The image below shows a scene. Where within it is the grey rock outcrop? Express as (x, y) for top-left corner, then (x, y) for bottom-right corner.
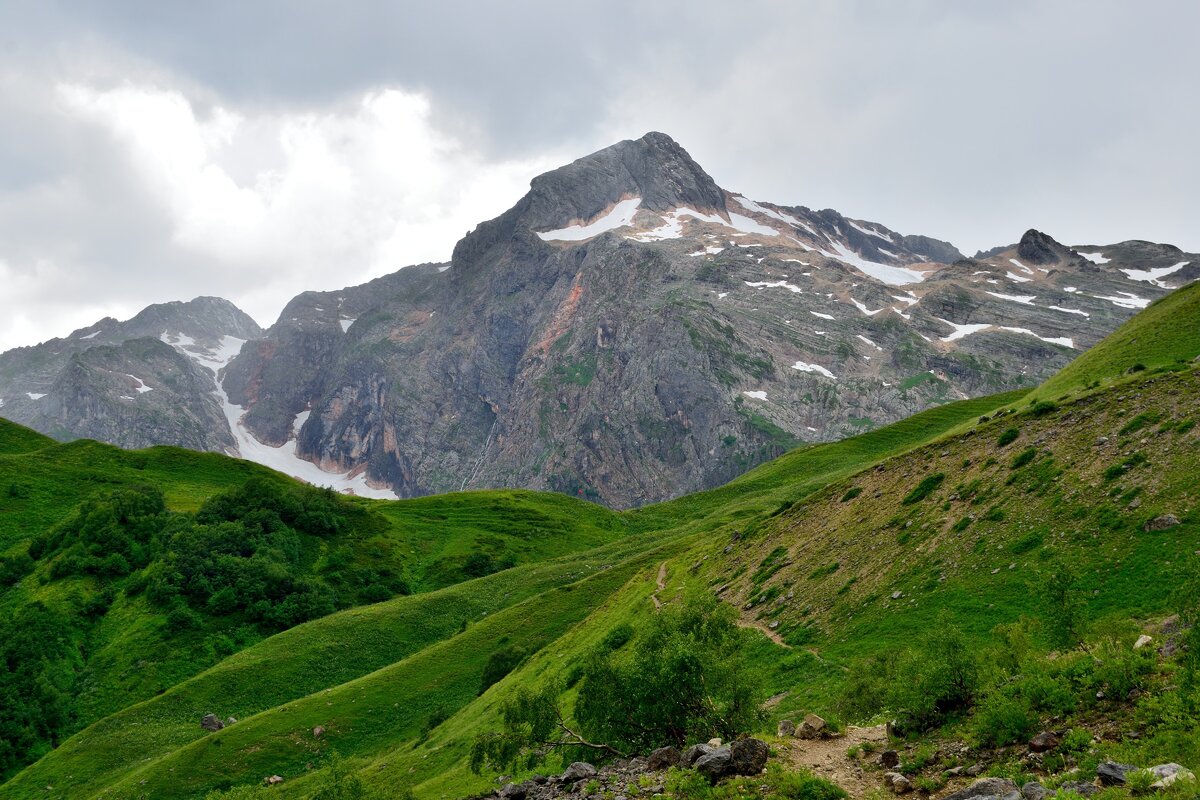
(942, 777), (1020, 800)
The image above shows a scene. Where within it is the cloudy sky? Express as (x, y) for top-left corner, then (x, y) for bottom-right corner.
(1, 0), (1196, 351)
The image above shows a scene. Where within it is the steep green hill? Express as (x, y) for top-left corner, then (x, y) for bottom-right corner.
(1035, 278), (1200, 400)
(2, 280), (1199, 800)
(0, 418), (53, 455)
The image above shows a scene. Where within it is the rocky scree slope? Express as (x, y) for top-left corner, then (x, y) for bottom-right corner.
(217, 132), (1197, 507)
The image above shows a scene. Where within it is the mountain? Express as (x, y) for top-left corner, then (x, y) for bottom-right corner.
(3, 279), (1198, 800)
(217, 132), (1197, 507)
(0, 296), (262, 452)
(1, 133), (1195, 507)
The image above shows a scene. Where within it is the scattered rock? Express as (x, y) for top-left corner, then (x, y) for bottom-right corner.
(1097, 761), (1137, 786)
(1134, 634), (1154, 650)
(1144, 514), (1181, 531)
(708, 737), (723, 747)
(1028, 731), (1060, 752)
(797, 713), (827, 739)
(681, 744), (713, 768)
(1058, 781), (1099, 796)
(879, 750), (901, 768)
(560, 762), (597, 782)
(777, 719), (796, 737)
(694, 747), (733, 783)
(1021, 782), (1049, 800)
(498, 782), (527, 800)
(1149, 763), (1196, 789)
(884, 772), (912, 794)
(200, 713), (224, 732)
(646, 746), (680, 770)
(944, 766), (965, 778)
(729, 738), (769, 776)
(264, 775), (284, 786)
(942, 777), (1020, 800)
(313, 725), (325, 738)
(891, 591), (903, 600)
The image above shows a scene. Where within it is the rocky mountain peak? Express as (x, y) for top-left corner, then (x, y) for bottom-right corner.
(525, 131), (726, 226)
(1017, 229), (1075, 265)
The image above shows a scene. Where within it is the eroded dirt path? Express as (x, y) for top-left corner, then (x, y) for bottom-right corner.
(650, 562), (667, 609)
(783, 724), (887, 798)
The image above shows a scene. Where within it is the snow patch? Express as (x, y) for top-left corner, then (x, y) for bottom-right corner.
(847, 220), (894, 243)
(162, 331), (396, 498)
(745, 280), (803, 294)
(1094, 291), (1151, 309)
(537, 197), (642, 241)
(986, 291), (1037, 305)
(850, 298), (883, 316)
(731, 196), (806, 229)
(1078, 251), (1110, 265)
(1121, 261), (1189, 288)
(998, 327), (1074, 348)
(742, 390), (768, 401)
(1009, 259), (1034, 274)
(26, 392), (46, 400)
(822, 242), (926, 285)
(937, 319), (993, 342)
(1048, 305), (1090, 318)
(810, 311), (835, 321)
(1005, 271), (1032, 284)
(79, 331), (100, 340)
(125, 374), (153, 394)
(792, 361), (837, 379)
(857, 334), (883, 351)
(339, 318), (356, 333)
(727, 212), (780, 237)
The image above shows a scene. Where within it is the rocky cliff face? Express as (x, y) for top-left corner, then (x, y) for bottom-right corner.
(2, 134), (1194, 506)
(0, 297), (261, 452)
(213, 133), (1196, 507)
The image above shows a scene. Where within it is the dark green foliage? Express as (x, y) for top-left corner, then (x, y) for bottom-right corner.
(840, 486), (863, 502)
(1104, 451), (1148, 481)
(574, 593), (765, 753)
(1121, 412), (1162, 436)
(1044, 563), (1085, 648)
(29, 485), (168, 579)
(902, 473), (945, 505)
(478, 645), (528, 696)
(886, 616), (978, 733)
(1029, 400), (1059, 417)
(463, 552), (516, 579)
(808, 562), (840, 580)
(0, 603), (77, 780)
(309, 752), (392, 800)
(1010, 447), (1038, 469)
(997, 428), (1020, 447)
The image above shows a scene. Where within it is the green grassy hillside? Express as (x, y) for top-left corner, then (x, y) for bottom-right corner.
(2, 279), (1199, 800)
(1035, 278), (1200, 400)
(0, 418), (53, 455)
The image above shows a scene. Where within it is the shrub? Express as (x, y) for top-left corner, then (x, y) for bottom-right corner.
(887, 615), (978, 732)
(972, 691), (1038, 747)
(1030, 400), (1059, 417)
(840, 486), (863, 502)
(1011, 447), (1038, 469)
(997, 428), (1020, 447)
(478, 645), (529, 696)
(902, 473), (946, 505)
(1044, 563), (1084, 648)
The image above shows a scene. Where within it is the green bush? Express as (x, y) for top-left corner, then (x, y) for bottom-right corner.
(478, 645), (528, 696)
(997, 428), (1020, 447)
(971, 691), (1038, 747)
(840, 486), (863, 502)
(1011, 447), (1038, 469)
(887, 615), (978, 732)
(902, 473), (946, 505)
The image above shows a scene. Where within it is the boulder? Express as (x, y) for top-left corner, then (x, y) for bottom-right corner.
(777, 719), (797, 737)
(797, 713), (827, 739)
(942, 777), (1020, 800)
(729, 738), (769, 776)
(1144, 514), (1181, 532)
(1028, 731), (1060, 753)
(1149, 763), (1196, 789)
(1097, 761), (1137, 786)
(681, 744), (713, 768)
(1058, 781), (1099, 797)
(1021, 782), (1049, 800)
(225, 717), (237, 726)
(647, 746), (680, 770)
(879, 750), (901, 768)
(1134, 635), (1154, 650)
(498, 783), (527, 800)
(884, 772), (912, 794)
(200, 713), (224, 732)
(708, 737), (724, 747)
(560, 762), (597, 782)
(313, 726), (325, 739)
(264, 775), (284, 786)
(965, 764), (987, 777)
(694, 747), (733, 783)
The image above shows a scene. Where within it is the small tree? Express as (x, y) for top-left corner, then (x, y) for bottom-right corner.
(1044, 562), (1084, 649)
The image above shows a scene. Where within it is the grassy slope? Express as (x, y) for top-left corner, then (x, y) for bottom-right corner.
(1034, 278), (1200, 400)
(0, 418), (54, 455)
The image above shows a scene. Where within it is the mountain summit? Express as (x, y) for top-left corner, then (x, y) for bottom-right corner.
(1, 134), (1195, 506)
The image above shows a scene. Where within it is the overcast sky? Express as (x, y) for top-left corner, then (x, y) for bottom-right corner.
(1, 0), (1197, 351)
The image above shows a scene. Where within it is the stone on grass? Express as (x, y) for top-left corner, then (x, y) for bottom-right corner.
(1097, 761), (1136, 786)
(1134, 634), (1154, 650)
(942, 777), (1020, 800)
(884, 772), (912, 794)
(646, 746), (680, 770)
(681, 744), (713, 768)
(200, 713), (224, 732)
(778, 719), (797, 737)
(879, 750), (900, 768)
(694, 747), (733, 783)
(729, 738), (769, 776)
(1028, 731), (1059, 752)
(560, 762), (597, 782)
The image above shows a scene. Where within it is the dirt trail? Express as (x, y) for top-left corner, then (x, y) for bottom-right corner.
(650, 562), (667, 609)
(784, 724), (887, 798)
(736, 618), (791, 648)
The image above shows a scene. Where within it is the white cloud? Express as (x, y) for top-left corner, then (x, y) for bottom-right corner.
(0, 81), (560, 350)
